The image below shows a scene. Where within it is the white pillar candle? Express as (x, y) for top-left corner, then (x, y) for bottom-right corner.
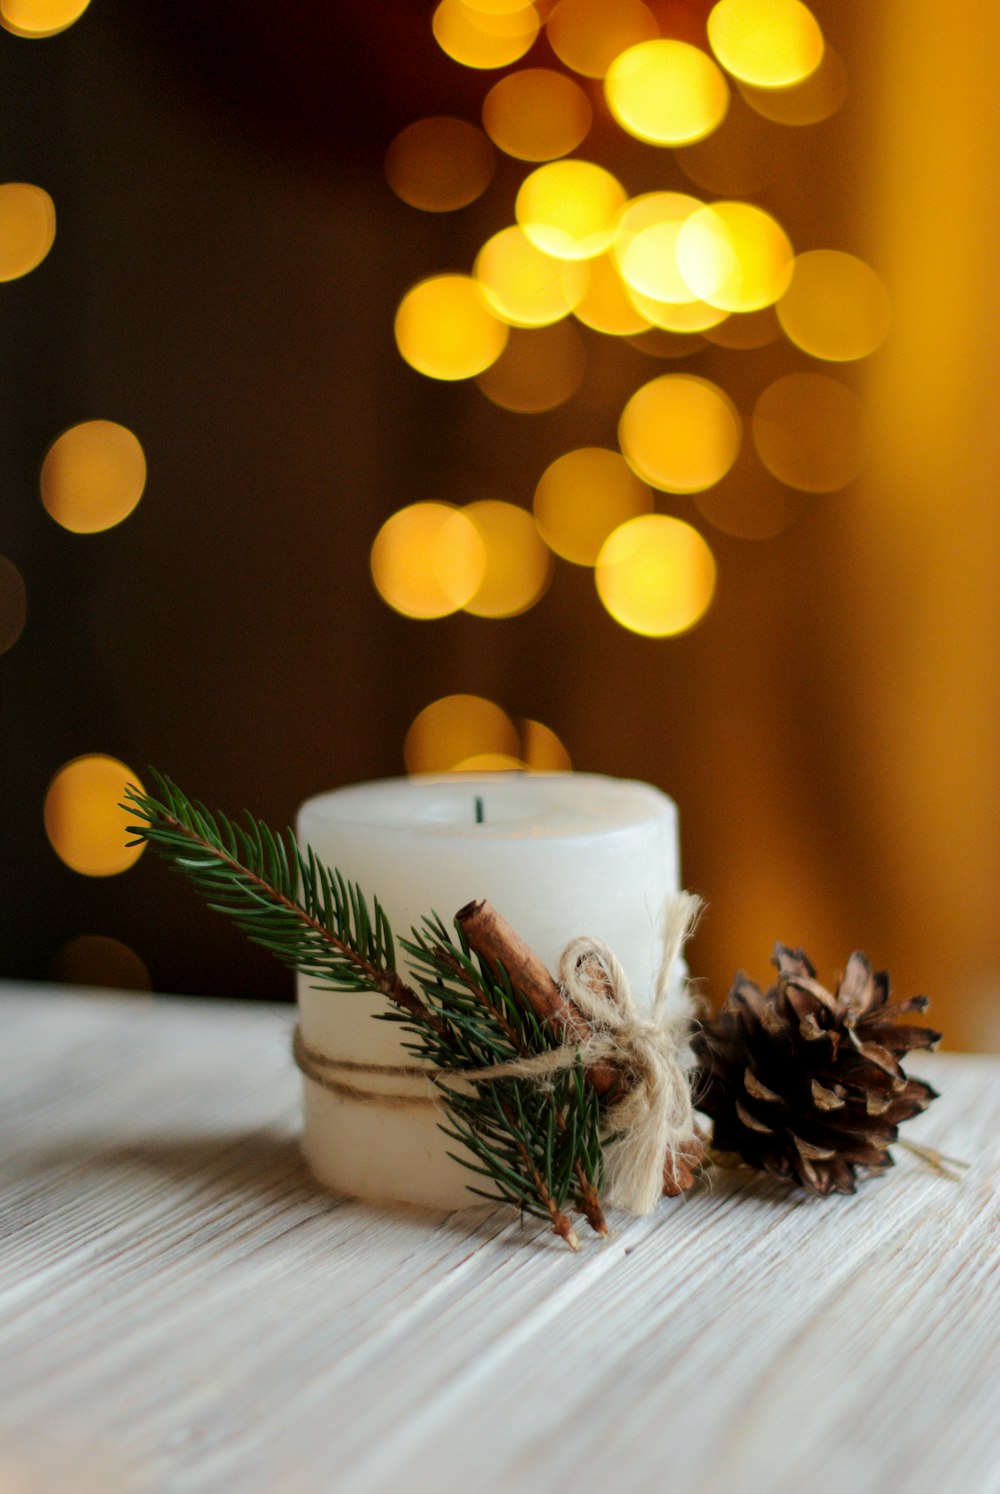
(296, 772), (681, 1211)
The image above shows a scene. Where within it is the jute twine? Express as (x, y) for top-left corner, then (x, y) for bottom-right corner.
(294, 892), (702, 1216)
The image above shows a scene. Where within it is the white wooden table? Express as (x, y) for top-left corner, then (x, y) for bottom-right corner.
(2, 983), (998, 1494)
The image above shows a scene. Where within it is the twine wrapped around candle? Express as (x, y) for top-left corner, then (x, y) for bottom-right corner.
(293, 892), (703, 1216)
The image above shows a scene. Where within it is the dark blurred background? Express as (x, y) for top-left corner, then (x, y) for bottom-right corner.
(2, 0), (998, 1050)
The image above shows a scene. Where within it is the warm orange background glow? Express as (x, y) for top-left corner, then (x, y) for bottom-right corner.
(5, 0), (999, 1055)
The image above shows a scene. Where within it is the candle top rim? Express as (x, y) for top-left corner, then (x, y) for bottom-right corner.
(298, 772), (676, 841)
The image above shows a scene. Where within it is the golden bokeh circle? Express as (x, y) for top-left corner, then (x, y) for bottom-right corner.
(463, 500), (553, 617)
(595, 515), (716, 637)
(0, 0), (90, 37)
(605, 40), (730, 146)
(533, 446), (653, 565)
(370, 502), (486, 619)
(405, 694), (521, 773)
(395, 275), (508, 380)
(40, 421), (146, 534)
(51, 935), (152, 992)
(752, 372), (867, 491)
(707, 0), (824, 88)
(0, 182), (55, 281)
(516, 159), (627, 261)
(482, 69), (592, 161)
(619, 374), (741, 493)
(432, 0), (540, 69)
(44, 756), (146, 878)
(385, 117), (495, 212)
(777, 249), (891, 362)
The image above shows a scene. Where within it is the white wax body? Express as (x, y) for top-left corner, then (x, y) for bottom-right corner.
(296, 773), (680, 1211)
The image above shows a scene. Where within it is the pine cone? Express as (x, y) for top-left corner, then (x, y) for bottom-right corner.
(692, 945), (940, 1197)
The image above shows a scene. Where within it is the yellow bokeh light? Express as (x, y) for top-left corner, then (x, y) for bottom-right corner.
(51, 935), (152, 992)
(0, 182), (55, 281)
(476, 321), (586, 412)
(385, 117), (495, 212)
(707, 0), (823, 88)
(405, 694), (520, 773)
(738, 44), (847, 125)
(613, 192), (703, 303)
(777, 250), (891, 362)
(395, 275), (508, 380)
(44, 756), (146, 878)
(596, 515), (716, 637)
(474, 226), (587, 327)
(0, 0), (90, 37)
(605, 40), (729, 146)
(0, 553), (27, 655)
(40, 421), (146, 535)
(574, 253), (651, 336)
(433, 0), (540, 69)
(534, 446), (653, 565)
(619, 374), (741, 493)
(463, 500), (553, 617)
(520, 718), (572, 770)
(482, 69), (592, 161)
(516, 159), (626, 261)
(371, 502), (486, 619)
(546, 0), (658, 79)
(676, 200), (793, 311)
(752, 373), (867, 491)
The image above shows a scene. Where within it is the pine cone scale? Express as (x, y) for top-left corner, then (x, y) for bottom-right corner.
(864, 1023), (941, 1055)
(810, 1079), (846, 1110)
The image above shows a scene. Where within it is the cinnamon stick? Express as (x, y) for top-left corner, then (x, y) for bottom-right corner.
(456, 898), (699, 1197)
(456, 899), (619, 1098)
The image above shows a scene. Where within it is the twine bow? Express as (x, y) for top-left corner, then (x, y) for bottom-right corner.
(552, 891), (702, 1215)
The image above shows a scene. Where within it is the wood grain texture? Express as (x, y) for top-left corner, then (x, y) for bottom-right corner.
(1, 982), (998, 1494)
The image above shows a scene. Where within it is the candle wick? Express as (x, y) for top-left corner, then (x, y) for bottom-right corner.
(474, 796), (485, 825)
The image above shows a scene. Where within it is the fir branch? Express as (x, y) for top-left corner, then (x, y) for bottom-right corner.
(122, 773), (443, 1034)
